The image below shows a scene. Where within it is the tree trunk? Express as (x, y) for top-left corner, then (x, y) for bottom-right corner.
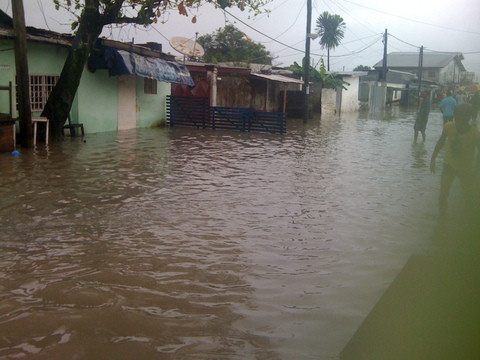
(327, 47), (330, 71)
(42, 7), (103, 140)
(12, 0), (33, 148)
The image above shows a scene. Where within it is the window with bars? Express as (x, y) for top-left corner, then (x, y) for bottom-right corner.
(28, 75), (59, 111)
(144, 78), (157, 95)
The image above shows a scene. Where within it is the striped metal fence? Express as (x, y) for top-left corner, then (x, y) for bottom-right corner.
(167, 95), (286, 134)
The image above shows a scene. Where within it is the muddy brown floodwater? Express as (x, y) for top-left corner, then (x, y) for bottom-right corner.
(0, 108), (455, 359)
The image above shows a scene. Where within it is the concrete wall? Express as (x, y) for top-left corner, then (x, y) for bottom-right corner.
(321, 75), (362, 115)
(340, 76), (361, 113)
(321, 88), (337, 115)
(369, 84), (387, 112)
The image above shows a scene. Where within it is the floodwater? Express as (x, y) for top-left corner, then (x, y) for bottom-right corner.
(0, 108), (455, 359)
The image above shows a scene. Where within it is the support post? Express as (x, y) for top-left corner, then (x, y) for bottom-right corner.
(417, 45), (424, 108)
(303, 0), (312, 123)
(207, 65), (217, 107)
(381, 29), (388, 82)
(12, 0), (32, 148)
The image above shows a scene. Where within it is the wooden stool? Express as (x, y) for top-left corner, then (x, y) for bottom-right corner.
(32, 117), (49, 145)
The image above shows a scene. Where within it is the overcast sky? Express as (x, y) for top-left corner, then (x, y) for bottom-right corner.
(1, 0), (479, 78)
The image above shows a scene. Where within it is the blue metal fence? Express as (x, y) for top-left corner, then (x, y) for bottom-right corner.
(166, 95), (209, 129)
(167, 96), (286, 134)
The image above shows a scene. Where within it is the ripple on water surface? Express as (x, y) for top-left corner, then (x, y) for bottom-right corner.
(0, 111), (444, 359)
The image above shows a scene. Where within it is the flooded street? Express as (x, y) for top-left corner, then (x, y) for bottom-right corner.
(0, 108), (450, 359)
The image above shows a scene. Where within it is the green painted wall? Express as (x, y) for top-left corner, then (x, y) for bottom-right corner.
(77, 68), (118, 133)
(0, 37), (173, 134)
(0, 40), (74, 118)
(135, 78), (170, 128)
(0, 40), (15, 116)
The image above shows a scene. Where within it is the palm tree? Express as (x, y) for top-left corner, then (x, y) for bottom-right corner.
(315, 11), (346, 71)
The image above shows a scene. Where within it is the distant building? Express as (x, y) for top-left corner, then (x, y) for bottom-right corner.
(360, 69), (420, 106)
(373, 52), (467, 85)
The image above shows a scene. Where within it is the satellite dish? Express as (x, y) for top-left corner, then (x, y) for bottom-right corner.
(169, 36), (205, 58)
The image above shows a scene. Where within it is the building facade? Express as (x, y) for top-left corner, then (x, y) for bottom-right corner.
(0, 10), (192, 135)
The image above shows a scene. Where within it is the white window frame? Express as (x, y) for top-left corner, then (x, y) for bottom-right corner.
(29, 75), (59, 112)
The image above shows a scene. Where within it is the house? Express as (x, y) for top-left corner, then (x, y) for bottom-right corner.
(359, 69), (427, 107)
(373, 52), (467, 85)
(0, 10), (193, 135)
(172, 61), (303, 114)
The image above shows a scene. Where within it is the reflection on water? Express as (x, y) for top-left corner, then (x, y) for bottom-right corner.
(0, 108), (448, 359)
(411, 142), (429, 169)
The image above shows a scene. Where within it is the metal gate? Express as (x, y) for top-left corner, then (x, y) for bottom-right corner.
(167, 96), (286, 134)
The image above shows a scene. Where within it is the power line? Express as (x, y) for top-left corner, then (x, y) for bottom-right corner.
(224, 7), (383, 62)
(324, 0), (379, 40)
(264, 1), (306, 43)
(36, 0), (51, 31)
(326, 35), (382, 58)
(388, 32), (480, 55)
(341, 0), (480, 36)
(387, 33), (420, 49)
(223, 8), (305, 53)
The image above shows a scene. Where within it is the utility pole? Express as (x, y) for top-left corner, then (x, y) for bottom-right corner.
(417, 45), (424, 107)
(381, 29), (388, 82)
(12, 0), (32, 148)
(303, 0), (312, 123)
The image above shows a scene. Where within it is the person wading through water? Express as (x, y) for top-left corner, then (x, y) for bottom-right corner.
(430, 104), (480, 219)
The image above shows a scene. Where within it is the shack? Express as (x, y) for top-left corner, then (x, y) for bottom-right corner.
(172, 62), (302, 113)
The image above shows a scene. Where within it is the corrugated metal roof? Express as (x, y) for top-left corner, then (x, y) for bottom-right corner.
(374, 52), (463, 69)
(252, 73), (304, 84)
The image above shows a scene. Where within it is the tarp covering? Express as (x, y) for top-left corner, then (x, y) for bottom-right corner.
(88, 47), (194, 86)
(127, 51), (194, 86)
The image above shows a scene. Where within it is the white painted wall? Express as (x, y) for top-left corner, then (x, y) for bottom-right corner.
(340, 76), (361, 113)
(321, 89), (337, 115)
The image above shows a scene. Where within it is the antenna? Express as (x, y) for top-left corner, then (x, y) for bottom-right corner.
(169, 36), (205, 62)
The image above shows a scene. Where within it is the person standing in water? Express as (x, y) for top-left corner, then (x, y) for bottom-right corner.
(439, 90), (457, 124)
(470, 91), (480, 125)
(414, 91), (431, 143)
(430, 104), (480, 218)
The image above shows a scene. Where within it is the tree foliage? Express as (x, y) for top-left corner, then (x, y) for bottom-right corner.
(354, 65), (371, 71)
(45, 0), (270, 139)
(197, 25), (272, 64)
(318, 59), (348, 90)
(54, 0), (269, 29)
(287, 59), (347, 90)
(315, 11), (346, 71)
(288, 60), (321, 82)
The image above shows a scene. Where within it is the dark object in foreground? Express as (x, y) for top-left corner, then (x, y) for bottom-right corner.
(62, 114), (85, 137)
(341, 211), (480, 360)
